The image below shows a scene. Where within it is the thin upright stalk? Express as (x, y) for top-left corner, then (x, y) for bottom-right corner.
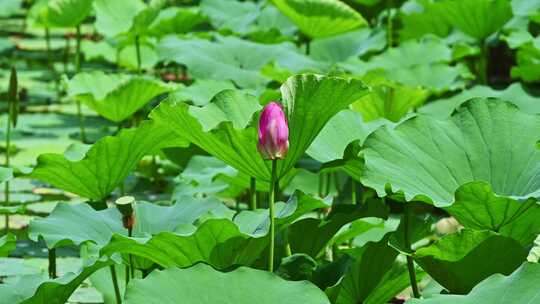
(477, 41), (488, 85)
(110, 265), (122, 304)
(250, 177), (257, 210)
(45, 27), (52, 69)
(351, 179), (357, 205)
(48, 248), (57, 278)
(75, 25), (87, 143)
(135, 35), (142, 75)
(128, 228), (134, 279)
(403, 204), (421, 298)
(387, 0), (393, 48)
(4, 110), (11, 232)
(268, 159), (277, 272)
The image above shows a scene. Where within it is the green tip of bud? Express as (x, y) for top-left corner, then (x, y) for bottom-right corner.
(115, 196), (135, 216)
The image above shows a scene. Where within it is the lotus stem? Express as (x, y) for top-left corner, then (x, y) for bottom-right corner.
(128, 227), (134, 279)
(250, 177), (257, 210)
(110, 265), (122, 304)
(387, 0), (393, 48)
(45, 27), (52, 69)
(48, 248), (57, 278)
(478, 41), (488, 85)
(404, 204), (421, 298)
(351, 179), (357, 205)
(268, 159), (277, 272)
(135, 35), (142, 75)
(75, 25), (87, 143)
(4, 105), (11, 233)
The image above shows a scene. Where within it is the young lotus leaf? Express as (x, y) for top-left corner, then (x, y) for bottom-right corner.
(325, 236), (425, 304)
(0, 233), (16, 257)
(65, 71), (174, 122)
(270, 0), (367, 38)
(0, 256), (113, 304)
(289, 199), (389, 258)
(30, 121), (180, 201)
(157, 35), (324, 89)
(124, 263), (331, 304)
(28, 0), (93, 28)
(361, 98), (540, 207)
(441, 0), (513, 41)
(413, 229), (527, 294)
(152, 74), (368, 181)
(407, 262), (540, 303)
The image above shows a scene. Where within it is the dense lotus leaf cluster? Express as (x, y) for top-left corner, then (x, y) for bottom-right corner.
(0, 0), (539, 303)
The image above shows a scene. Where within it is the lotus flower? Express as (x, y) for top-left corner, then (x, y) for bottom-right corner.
(258, 101), (289, 160)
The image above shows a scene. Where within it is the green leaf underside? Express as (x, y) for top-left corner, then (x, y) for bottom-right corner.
(124, 263), (331, 304)
(270, 0), (367, 38)
(29, 197), (226, 249)
(407, 262), (540, 303)
(361, 98), (540, 207)
(30, 121), (179, 200)
(0, 257), (113, 304)
(414, 229), (527, 294)
(100, 193), (331, 269)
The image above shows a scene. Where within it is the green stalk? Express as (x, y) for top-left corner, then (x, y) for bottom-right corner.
(4, 109), (11, 233)
(128, 227), (134, 279)
(135, 35), (142, 75)
(75, 25), (87, 143)
(110, 265), (122, 304)
(387, 0), (393, 48)
(45, 27), (52, 69)
(351, 179), (357, 205)
(477, 41), (488, 85)
(250, 177), (257, 210)
(268, 159), (277, 272)
(404, 204), (421, 298)
(48, 248), (57, 278)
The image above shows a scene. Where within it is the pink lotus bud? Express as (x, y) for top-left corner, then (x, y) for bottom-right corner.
(258, 102), (289, 160)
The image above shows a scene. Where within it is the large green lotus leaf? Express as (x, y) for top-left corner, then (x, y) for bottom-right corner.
(93, 0), (162, 37)
(399, 1), (451, 40)
(28, 198), (226, 249)
(442, 0), (513, 40)
(270, 0), (367, 38)
(419, 83), (540, 118)
(81, 40), (116, 63)
(306, 110), (383, 163)
(30, 121), (180, 201)
(124, 263), (330, 304)
(326, 236), (399, 304)
(351, 81), (429, 122)
(278, 74), (369, 177)
(407, 262), (540, 303)
(201, 0), (260, 34)
(413, 229), (527, 294)
(157, 35), (323, 89)
(310, 29), (386, 63)
(101, 192), (330, 269)
(65, 71), (174, 122)
(0, 0), (21, 18)
(445, 182), (540, 246)
(0, 256), (113, 304)
(0, 233), (16, 257)
(152, 74), (368, 181)
(148, 7), (208, 37)
(28, 0), (92, 28)
(170, 79), (235, 106)
(511, 42), (540, 83)
(118, 44), (159, 72)
(361, 98), (540, 207)
(289, 199), (389, 258)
